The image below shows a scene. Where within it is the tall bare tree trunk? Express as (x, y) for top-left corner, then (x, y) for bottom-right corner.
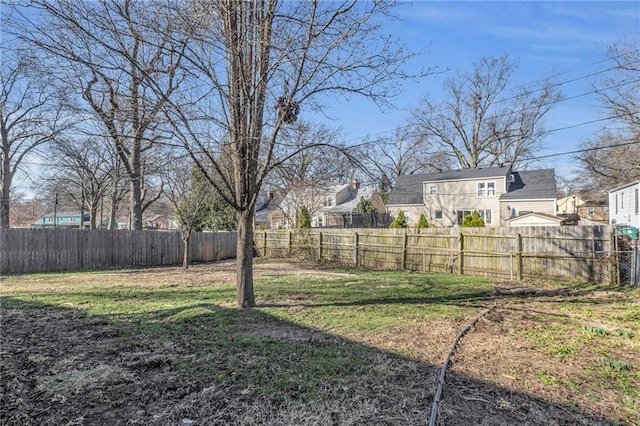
(236, 209), (255, 308)
(0, 159), (10, 228)
(182, 233), (191, 269)
(130, 174), (143, 231)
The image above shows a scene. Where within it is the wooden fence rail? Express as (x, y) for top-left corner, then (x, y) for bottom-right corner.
(255, 225), (623, 284)
(0, 228), (237, 274)
(2, 226), (631, 285)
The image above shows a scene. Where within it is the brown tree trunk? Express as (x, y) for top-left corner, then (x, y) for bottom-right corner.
(89, 200), (99, 229)
(1, 142), (11, 228)
(182, 232), (191, 269)
(130, 174), (143, 231)
(236, 209), (255, 308)
(0, 173), (10, 229)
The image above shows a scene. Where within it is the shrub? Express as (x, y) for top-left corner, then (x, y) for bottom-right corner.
(389, 211), (408, 229)
(461, 210), (485, 227)
(297, 206), (311, 228)
(416, 213), (429, 230)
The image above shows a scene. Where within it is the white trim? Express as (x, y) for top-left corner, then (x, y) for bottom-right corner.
(608, 180), (640, 193)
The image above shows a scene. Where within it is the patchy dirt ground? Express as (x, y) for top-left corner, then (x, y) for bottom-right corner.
(1, 261), (637, 425)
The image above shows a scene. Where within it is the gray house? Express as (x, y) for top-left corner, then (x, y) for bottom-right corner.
(387, 165), (557, 227)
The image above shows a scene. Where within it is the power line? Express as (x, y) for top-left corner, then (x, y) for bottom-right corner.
(521, 140), (638, 162)
(343, 56), (640, 145)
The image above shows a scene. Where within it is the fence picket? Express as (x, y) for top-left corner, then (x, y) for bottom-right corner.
(0, 229), (237, 274)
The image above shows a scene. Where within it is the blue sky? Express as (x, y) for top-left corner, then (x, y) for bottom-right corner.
(312, 1), (640, 182)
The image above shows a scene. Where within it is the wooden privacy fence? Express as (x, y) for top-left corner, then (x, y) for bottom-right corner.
(255, 225), (623, 284)
(0, 228), (237, 274)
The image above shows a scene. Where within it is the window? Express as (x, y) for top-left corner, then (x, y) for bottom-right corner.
(323, 197), (333, 207)
(435, 210), (443, 220)
(477, 182), (495, 197)
(615, 194), (618, 214)
(477, 183), (485, 197)
(429, 185), (437, 195)
(604, 207), (609, 213)
(636, 188), (639, 214)
(621, 193), (624, 208)
(588, 207), (595, 215)
(481, 209), (492, 224)
(317, 216), (323, 227)
(456, 209), (491, 225)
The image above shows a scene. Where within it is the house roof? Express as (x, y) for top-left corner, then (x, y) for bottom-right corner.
(323, 187), (378, 213)
(388, 166), (556, 205)
(388, 166), (513, 205)
(506, 211), (564, 223)
(499, 169), (557, 200)
(37, 211), (88, 219)
(608, 180), (640, 193)
(387, 174), (427, 205)
(420, 165), (512, 182)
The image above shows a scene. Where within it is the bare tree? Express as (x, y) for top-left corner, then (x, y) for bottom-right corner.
(356, 127), (454, 192)
(269, 122), (352, 189)
(165, 1), (424, 307)
(9, 0), (192, 230)
(49, 136), (116, 229)
(411, 55), (561, 169)
(0, 47), (67, 228)
(576, 41), (640, 190)
(163, 161), (216, 269)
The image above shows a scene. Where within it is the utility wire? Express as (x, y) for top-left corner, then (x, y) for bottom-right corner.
(343, 57), (640, 145)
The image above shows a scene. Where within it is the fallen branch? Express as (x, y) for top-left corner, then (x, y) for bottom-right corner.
(429, 303), (497, 426)
(492, 286), (576, 297)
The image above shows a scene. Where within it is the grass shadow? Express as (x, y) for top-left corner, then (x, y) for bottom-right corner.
(1, 296), (622, 426)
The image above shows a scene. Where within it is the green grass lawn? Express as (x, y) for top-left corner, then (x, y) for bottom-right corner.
(1, 262), (638, 425)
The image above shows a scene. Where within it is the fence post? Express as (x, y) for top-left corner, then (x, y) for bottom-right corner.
(354, 231), (359, 266)
(633, 240), (639, 286)
(610, 231), (619, 285)
(515, 233), (523, 281)
(458, 232), (464, 275)
(318, 231), (323, 262)
(288, 230), (293, 254)
(263, 230), (267, 257)
(402, 231), (408, 270)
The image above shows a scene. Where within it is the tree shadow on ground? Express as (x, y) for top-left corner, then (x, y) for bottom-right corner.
(0, 297), (621, 426)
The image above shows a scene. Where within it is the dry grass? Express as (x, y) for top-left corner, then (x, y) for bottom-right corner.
(1, 260), (638, 425)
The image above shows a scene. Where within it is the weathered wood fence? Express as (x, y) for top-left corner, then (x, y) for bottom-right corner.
(0, 228), (237, 274)
(255, 226), (624, 284)
(3, 226), (632, 285)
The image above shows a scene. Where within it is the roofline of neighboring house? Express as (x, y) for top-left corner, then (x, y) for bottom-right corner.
(422, 174), (509, 184)
(505, 212), (564, 222)
(500, 197), (557, 202)
(608, 180), (640, 193)
(386, 203), (424, 207)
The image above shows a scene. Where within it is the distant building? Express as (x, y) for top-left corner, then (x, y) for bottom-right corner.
(388, 164), (557, 227)
(608, 180), (640, 227)
(271, 180), (387, 229)
(33, 211), (90, 228)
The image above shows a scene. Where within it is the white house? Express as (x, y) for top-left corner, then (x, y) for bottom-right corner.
(608, 180), (640, 227)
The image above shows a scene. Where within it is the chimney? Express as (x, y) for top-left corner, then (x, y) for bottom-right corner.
(351, 178), (360, 190)
(502, 161), (513, 169)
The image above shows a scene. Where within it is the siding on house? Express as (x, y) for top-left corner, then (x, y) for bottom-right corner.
(608, 181), (640, 227)
(506, 212), (564, 227)
(388, 166), (557, 228)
